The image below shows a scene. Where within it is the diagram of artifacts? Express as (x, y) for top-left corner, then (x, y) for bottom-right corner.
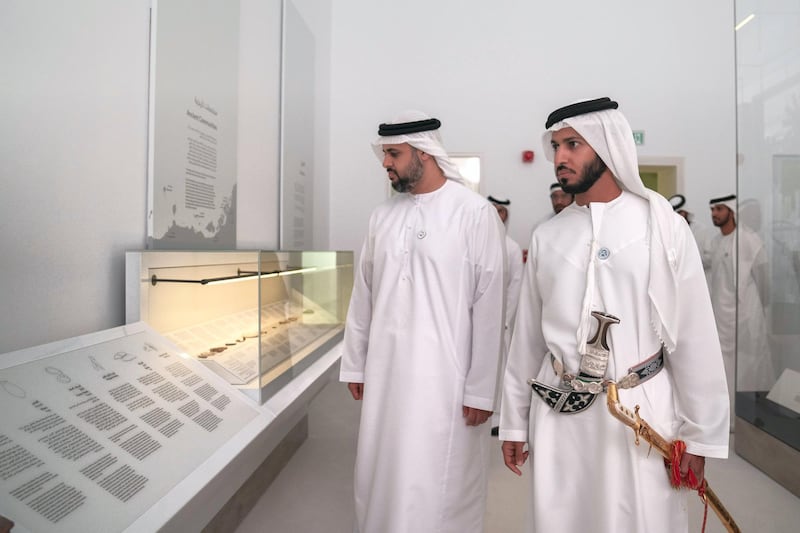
(0, 324), (260, 533)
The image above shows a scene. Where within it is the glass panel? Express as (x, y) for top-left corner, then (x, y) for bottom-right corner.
(735, 1), (800, 450)
(281, 0), (316, 250)
(126, 250), (353, 404)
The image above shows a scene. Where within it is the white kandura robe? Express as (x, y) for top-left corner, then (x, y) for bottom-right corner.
(689, 221), (716, 287)
(504, 234), (524, 346)
(493, 233), (524, 423)
(500, 192), (729, 533)
(340, 179), (506, 533)
(530, 211), (555, 234)
(709, 227), (775, 395)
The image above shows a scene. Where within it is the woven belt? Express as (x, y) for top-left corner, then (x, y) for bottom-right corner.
(529, 348), (665, 414)
(559, 347), (664, 393)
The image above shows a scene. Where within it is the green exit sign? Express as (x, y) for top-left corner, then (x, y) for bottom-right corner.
(633, 130), (645, 146)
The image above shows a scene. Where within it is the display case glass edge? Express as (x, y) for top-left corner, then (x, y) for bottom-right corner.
(734, 0), (800, 498)
(125, 250), (353, 405)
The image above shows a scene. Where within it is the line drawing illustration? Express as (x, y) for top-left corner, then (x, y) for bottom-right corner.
(45, 366), (71, 383)
(0, 379), (27, 399)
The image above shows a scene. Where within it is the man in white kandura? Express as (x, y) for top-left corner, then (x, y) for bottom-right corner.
(549, 181), (575, 215)
(487, 195), (524, 355)
(531, 182), (575, 234)
(488, 195), (524, 435)
(340, 110), (506, 533)
(669, 193), (716, 278)
(499, 98), (730, 532)
(708, 194), (775, 416)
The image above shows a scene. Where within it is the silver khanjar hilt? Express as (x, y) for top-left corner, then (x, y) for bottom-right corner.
(577, 311), (620, 380)
(529, 310), (621, 413)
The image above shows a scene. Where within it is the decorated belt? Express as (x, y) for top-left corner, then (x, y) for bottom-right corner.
(529, 348), (664, 414)
(527, 311), (665, 414)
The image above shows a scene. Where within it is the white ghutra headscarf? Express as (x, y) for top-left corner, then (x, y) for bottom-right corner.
(371, 110), (465, 184)
(709, 195), (737, 217)
(542, 101), (682, 354)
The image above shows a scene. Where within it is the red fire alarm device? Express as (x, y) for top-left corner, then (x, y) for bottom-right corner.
(522, 150), (534, 163)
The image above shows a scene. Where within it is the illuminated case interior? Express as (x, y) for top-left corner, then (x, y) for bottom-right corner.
(125, 250), (353, 404)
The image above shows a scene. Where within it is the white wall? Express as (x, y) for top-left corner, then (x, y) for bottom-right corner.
(0, 1), (152, 354)
(327, 0), (737, 254)
(0, 0), (287, 354)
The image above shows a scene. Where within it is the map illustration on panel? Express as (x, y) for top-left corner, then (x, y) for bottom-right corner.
(148, 0), (240, 249)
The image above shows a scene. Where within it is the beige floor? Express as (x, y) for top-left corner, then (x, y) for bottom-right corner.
(235, 380), (800, 533)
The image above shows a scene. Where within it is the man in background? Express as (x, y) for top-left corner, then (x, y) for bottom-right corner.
(487, 195), (524, 346)
(549, 181), (574, 215)
(530, 182), (574, 234)
(669, 193), (715, 277)
(488, 195), (524, 436)
(708, 194), (775, 427)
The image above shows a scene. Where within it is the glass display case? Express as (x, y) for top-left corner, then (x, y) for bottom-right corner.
(734, 1), (800, 497)
(126, 250), (353, 404)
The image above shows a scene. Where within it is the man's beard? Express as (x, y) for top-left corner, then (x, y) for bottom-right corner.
(391, 150), (424, 193)
(712, 213), (730, 227)
(559, 155), (607, 195)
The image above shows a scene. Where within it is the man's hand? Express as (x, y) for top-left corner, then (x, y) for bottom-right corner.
(347, 382), (364, 400)
(680, 451), (705, 488)
(501, 441), (529, 476)
(462, 406), (492, 426)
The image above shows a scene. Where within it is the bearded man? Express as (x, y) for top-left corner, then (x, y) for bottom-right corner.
(709, 194), (775, 427)
(499, 98), (729, 532)
(340, 110), (506, 533)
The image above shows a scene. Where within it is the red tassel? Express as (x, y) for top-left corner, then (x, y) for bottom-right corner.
(669, 440), (709, 532)
(670, 440), (686, 488)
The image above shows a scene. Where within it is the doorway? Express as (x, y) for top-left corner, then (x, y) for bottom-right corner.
(638, 156), (684, 198)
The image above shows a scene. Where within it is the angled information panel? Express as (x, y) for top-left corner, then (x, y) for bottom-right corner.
(0, 323), (260, 532)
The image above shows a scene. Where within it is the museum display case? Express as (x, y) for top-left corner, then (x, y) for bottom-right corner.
(126, 250), (353, 404)
(734, 1), (800, 497)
